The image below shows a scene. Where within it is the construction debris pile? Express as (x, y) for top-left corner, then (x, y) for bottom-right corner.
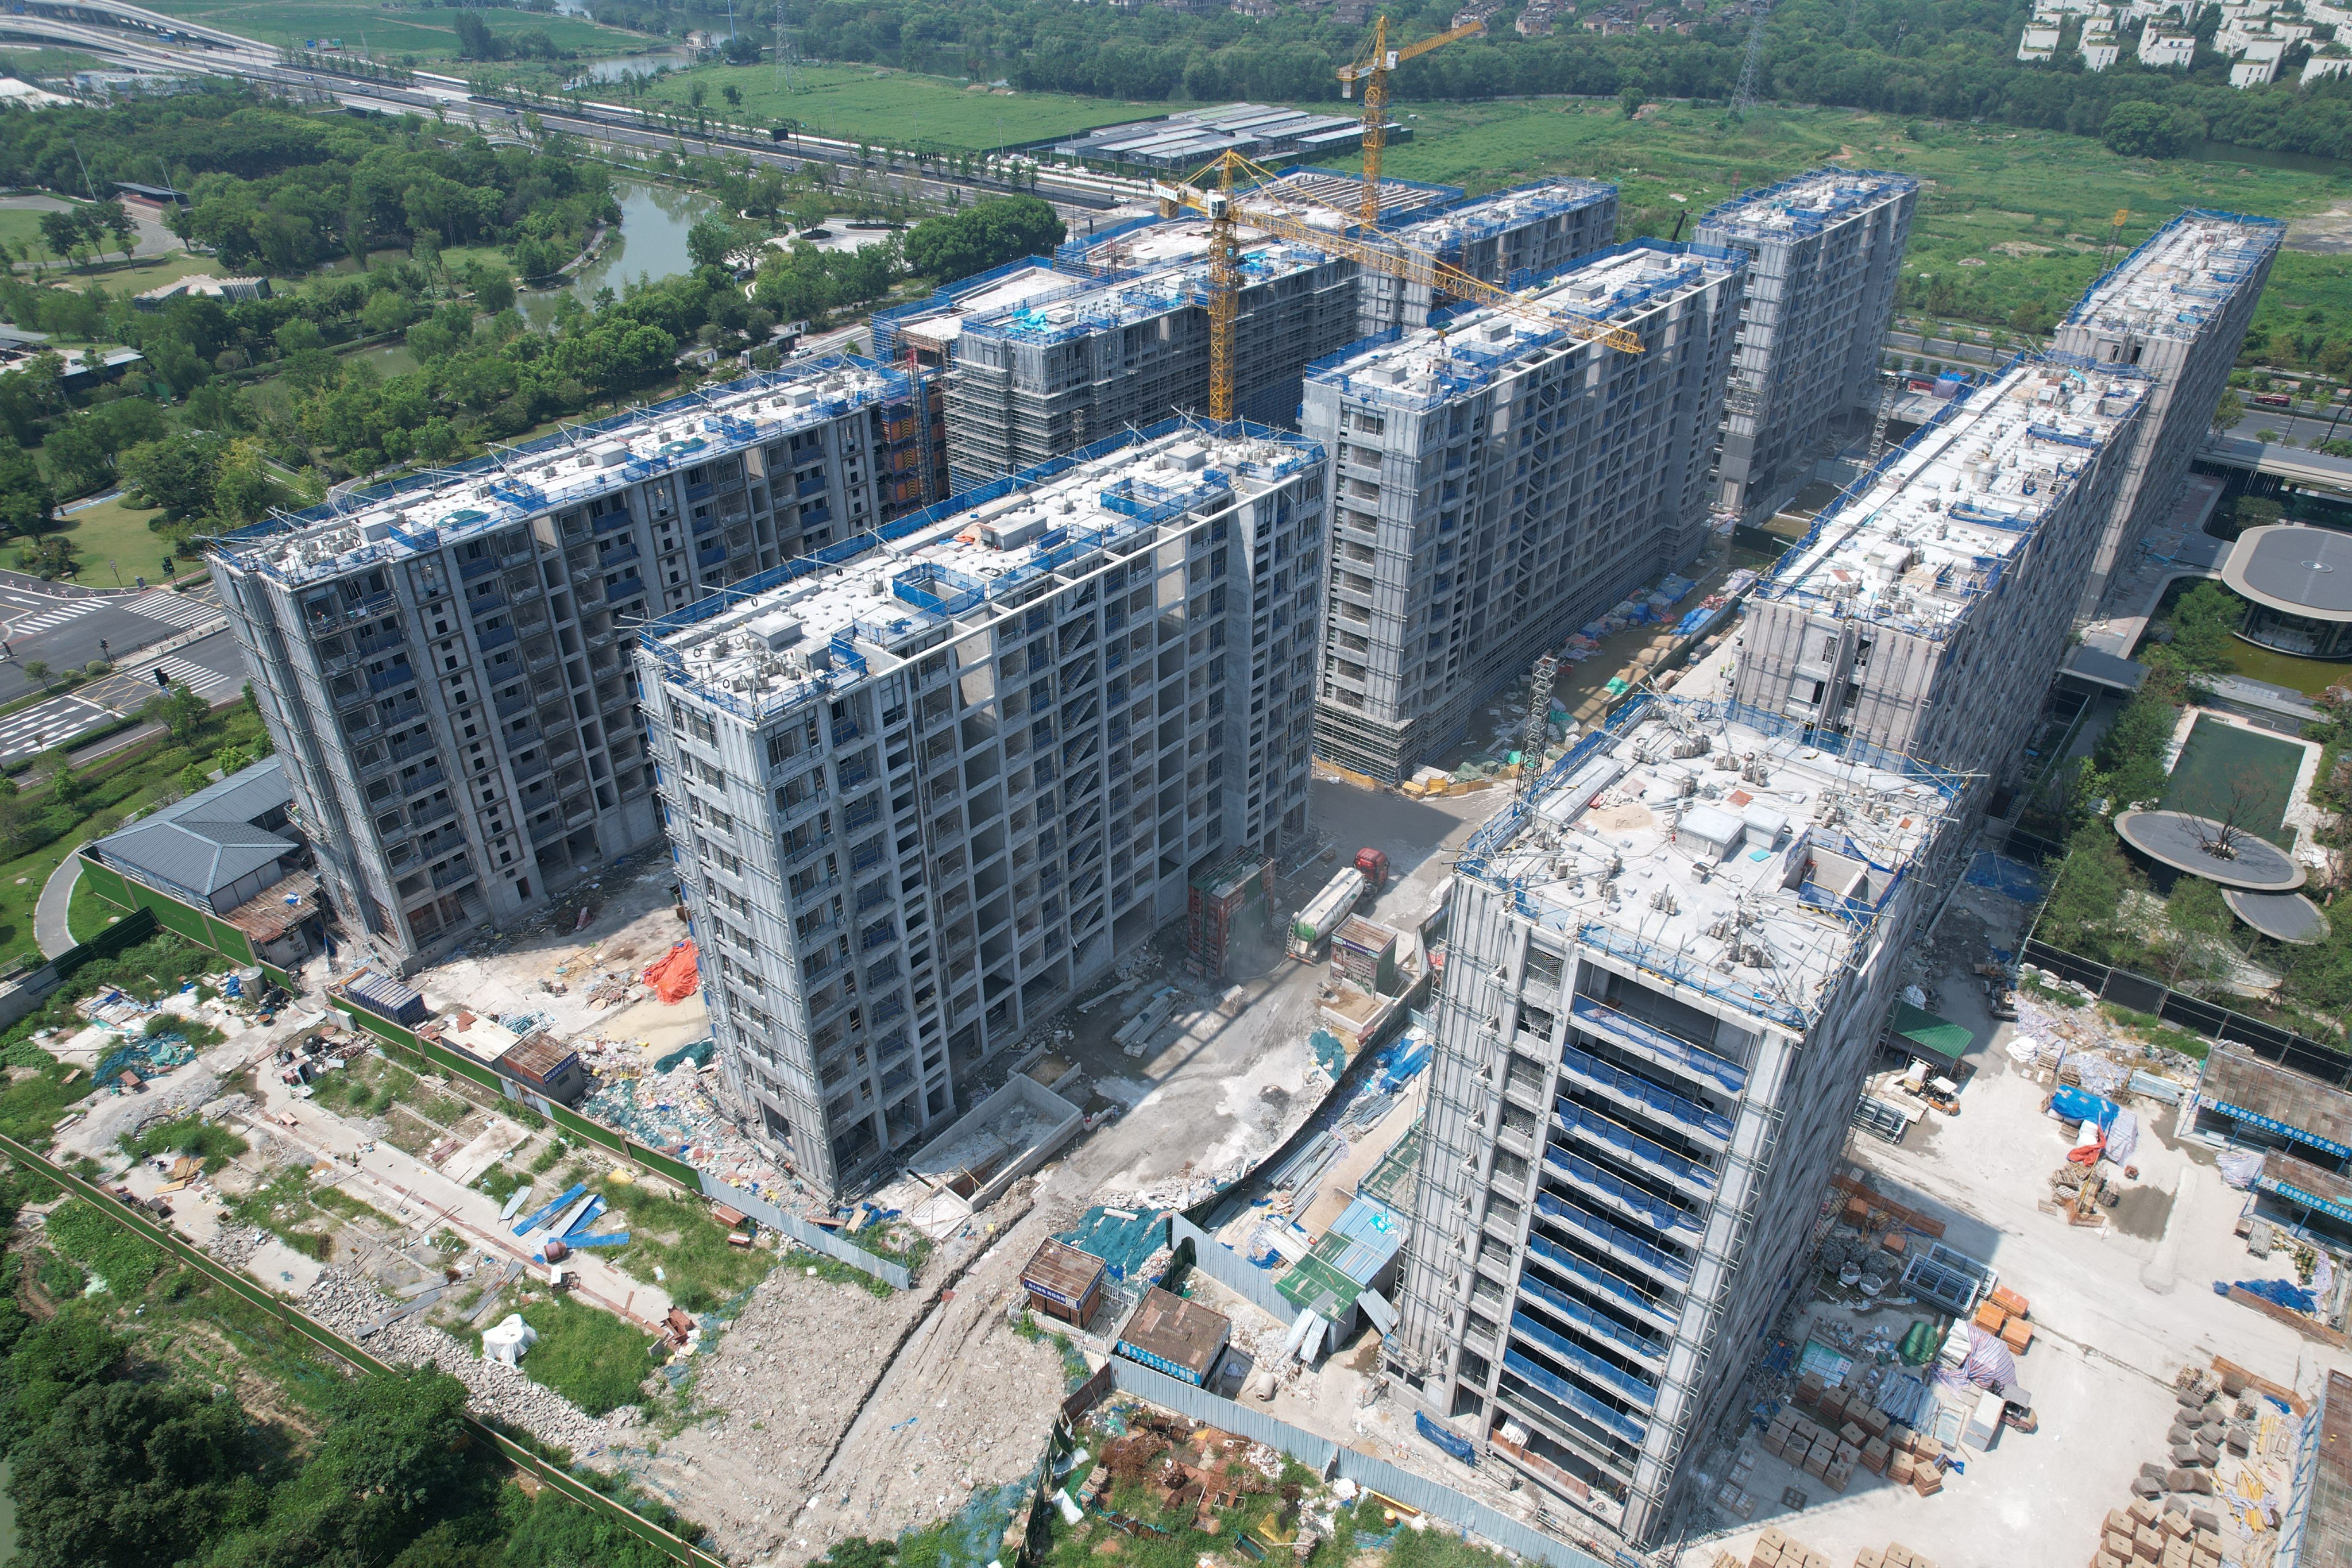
(2088, 1364), (2306, 1568)
(2009, 978), (2207, 1090)
(573, 1042), (805, 1211)
(300, 1268), (614, 1454)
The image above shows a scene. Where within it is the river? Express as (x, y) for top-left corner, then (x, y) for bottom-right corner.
(519, 180), (721, 325)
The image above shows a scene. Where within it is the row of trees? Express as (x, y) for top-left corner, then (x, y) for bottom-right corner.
(770, 0), (2352, 160)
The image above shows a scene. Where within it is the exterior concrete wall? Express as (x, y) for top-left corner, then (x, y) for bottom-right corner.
(1698, 172), (1918, 523)
(637, 425), (1324, 1201)
(211, 366), (942, 975)
(1300, 244), (1743, 783)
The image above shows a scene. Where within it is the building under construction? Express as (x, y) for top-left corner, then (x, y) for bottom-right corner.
(2049, 208), (2283, 613)
(1299, 241), (1745, 784)
(636, 420), (1324, 1198)
(208, 358), (943, 974)
(944, 235), (1360, 490)
(1362, 177), (1620, 334)
(1388, 692), (1958, 1547)
(1695, 170), (1918, 523)
(1729, 354), (2148, 833)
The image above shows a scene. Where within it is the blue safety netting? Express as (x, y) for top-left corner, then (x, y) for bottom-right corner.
(1965, 852), (2044, 903)
(1511, 1311), (1658, 1409)
(1519, 1270), (1667, 1366)
(1561, 1041), (1734, 1141)
(2221, 1278), (2319, 1312)
(1057, 1206), (1166, 1280)
(1502, 1349), (1648, 1445)
(1553, 1100), (1717, 1196)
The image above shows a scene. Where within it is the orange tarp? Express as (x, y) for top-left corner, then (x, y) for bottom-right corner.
(644, 940), (700, 1003)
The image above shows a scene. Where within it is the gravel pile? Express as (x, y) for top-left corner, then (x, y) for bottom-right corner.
(302, 1268), (611, 1454)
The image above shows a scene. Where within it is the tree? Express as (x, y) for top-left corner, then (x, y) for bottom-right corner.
(687, 215), (750, 271)
(2042, 819), (2140, 956)
(10, 1381), (253, 1568)
(2161, 873), (2237, 989)
(120, 434), (230, 523)
(723, 84), (743, 109)
(0, 1308), (126, 1452)
(465, 261), (515, 314)
(37, 209), (88, 267)
(2211, 388), (2245, 433)
(2223, 495), (2284, 540)
(210, 438), (285, 528)
(2100, 99), (2203, 159)
(902, 195), (1064, 284)
(0, 449), (56, 541)
(2144, 580), (2245, 675)
(1619, 83), (1646, 118)
(142, 682), (209, 744)
(94, 200), (136, 262)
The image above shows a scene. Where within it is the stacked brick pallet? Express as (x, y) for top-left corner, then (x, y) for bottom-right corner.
(1764, 1373), (1948, 1497)
(1710, 1534), (1941, 1568)
(1973, 1285), (2036, 1357)
(2091, 1500), (2224, 1568)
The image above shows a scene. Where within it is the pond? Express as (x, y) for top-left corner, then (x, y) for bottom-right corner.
(2192, 140), (2352, 179)
(2133, 573), (2351, 696)
(566, 50), (692, 86)
(519, 181), (721, 325)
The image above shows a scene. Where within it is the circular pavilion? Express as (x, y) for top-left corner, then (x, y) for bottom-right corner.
(2220, 523), (2352, 660)
(2112, 809), (2305, 891)
(2223, 889), (2332, 945)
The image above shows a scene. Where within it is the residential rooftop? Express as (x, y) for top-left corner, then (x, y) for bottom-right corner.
(2064, 210), (2286, 341)
(1303, 240), (1743, 412)
(1695, 168), (1918, 244)
(1756, 357), (2149, 638)
(1388, 176), (1616, 254)
(210, 358), (913, 585)
(960, 235), (1339, 348)
(642, 420), (1322, 721)
(1454, 696), (1957, 1031)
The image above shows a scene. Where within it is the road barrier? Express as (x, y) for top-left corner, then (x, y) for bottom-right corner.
(0, 1130), (726, 1567)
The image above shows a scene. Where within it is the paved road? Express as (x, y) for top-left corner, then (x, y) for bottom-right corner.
(34, 853), (79, 958)
(0, 194), (180, 267)
(0, 580), (225, 706)
(2225, 404), (2352, 448)
(0, 624), (246, 766)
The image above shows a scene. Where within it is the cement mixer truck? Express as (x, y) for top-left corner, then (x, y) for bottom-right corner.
(1288, 848), (1391, 960)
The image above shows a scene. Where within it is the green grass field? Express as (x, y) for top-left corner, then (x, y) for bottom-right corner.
(2160, 714), (2304, 845)
(629, 61), (1152, 151)
(55, 494), (179, 586)
(1360, 99), (2352, 341)
(130, 0), (644, 61)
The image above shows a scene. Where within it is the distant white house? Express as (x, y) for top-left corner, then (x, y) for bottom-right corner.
(133, 275), (272, 310)
(2233, 53), (2283, 83)
(2139, 27), (2199, 63)
(2018, 21), (2063, 57)
(2303, 47), (2352, 79)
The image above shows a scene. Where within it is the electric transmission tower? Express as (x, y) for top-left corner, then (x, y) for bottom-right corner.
(1733, 0), (1772, 115)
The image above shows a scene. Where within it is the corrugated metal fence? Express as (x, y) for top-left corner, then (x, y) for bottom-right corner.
(1168, 1213), (1298, 1325)
(701, 1178), (912, 1290)
(1098, 1361), (1612, 1568)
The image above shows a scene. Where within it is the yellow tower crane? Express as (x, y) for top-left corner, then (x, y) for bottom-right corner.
(1154, 150), (1642, 420)
(1338, 16), (1485, 226)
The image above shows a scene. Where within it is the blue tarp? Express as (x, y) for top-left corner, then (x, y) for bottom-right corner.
(1415, 1411), (1477, 1465)
(2050, 1086), (2120, 1130)
(1965, 852), (2045, 903)
(1057, 1206), (1167, 1282)
(2220, 1278), (2319, 1312)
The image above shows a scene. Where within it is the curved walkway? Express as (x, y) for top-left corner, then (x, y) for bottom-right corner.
(33, 850), (82, 958)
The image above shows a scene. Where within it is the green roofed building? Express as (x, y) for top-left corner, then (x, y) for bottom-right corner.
(1888, 1001), (1972, 1065)
(1276, 1193), (1406, 1339)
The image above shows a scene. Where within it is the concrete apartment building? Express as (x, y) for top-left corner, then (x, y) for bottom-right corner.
(210, 360), (946, 972)
(1728, 356), (2148, 827)
(1300, 241), (1745, 783)
(1388, 693), (1956, 1546)
(1359, 178), (1620, 335)
(635, 420), (1326, 1196)
(2048, 209), (2283, 611)
(1695, 170), (1918, 523)
(944, 235), (1359, 489)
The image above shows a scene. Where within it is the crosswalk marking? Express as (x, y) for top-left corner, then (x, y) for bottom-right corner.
(155, 656), (235, 698)
(123, 590), (222, 630)
(0, 696), (110, 763)
(4, 599), (99, 636)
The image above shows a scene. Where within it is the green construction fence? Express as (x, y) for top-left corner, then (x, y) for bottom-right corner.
(76, 853), (296, 991)
(0, 1130), (724, 1568)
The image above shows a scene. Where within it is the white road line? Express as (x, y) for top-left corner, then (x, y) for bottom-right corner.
(0, 696), (109, 760)
(125, 590), (222, 629)
(5, 599), (100, 636)
(156, 655), (234, 697)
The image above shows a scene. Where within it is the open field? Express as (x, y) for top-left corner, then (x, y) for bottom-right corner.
(630, 61), (1153, 150)
(55, 493), (179, 586)
(130, 0), (645, 61)
(1356, 99), (2352, 341)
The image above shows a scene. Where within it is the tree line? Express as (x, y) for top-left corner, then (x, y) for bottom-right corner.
(770, 0), (2352, 160)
